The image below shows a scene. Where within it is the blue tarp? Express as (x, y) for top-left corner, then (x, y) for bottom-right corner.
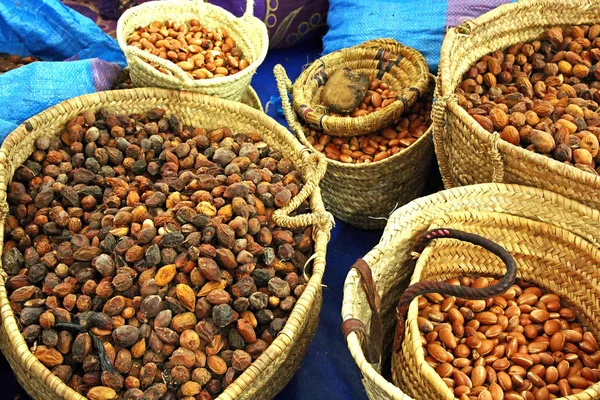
(0, 0), (125, 140)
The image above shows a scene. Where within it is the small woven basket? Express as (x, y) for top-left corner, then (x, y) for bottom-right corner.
(0, 88), (333, 400)
(434, 0), (600, 208)
(275, 64), (434, 230)
(291, 39), (430, 137)
(116, 0), (268, 102)
(342, 183), (600, 399)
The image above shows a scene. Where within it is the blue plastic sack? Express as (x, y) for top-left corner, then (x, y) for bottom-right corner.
(323, 0), (516, 72)
(0, 0), (126, 141)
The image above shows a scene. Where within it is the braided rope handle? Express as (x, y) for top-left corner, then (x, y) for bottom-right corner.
(271, 64), (333, 231)
(273, 64), (316, 150)
(125, 46), (195, 84)
(241, 0), (255, 18)
(431, 74), (456, 189)
(393, 228), (517, 351)
(272, 151), (333, 231)
(0, 201), (9, 282)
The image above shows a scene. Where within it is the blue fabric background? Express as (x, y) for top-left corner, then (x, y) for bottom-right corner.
(322, 0), (518, 72)
(323, 0), (449, 71)
(0, 0), (125, 142)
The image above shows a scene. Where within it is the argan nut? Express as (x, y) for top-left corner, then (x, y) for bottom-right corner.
(500, 126), (520, 146)
(574, 148), (593, 165)
(473, 115), (494, 132)
(579, 132), (599, 157)
(531, 130), (556, 153)
(489, 108), (509, 130)
(87, 387), (118, 400)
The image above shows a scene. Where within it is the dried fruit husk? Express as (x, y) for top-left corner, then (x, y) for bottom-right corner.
(321, 67), (370, 113)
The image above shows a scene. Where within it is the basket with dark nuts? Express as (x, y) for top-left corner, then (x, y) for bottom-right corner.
(4, 107), (316, 399)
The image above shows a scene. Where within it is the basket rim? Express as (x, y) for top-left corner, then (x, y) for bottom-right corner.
(402, 210), (600, 399)
(0, 87), (329, 400)
(437, 0), (600, 189)
(341, 182), (600, 400)
(292, 39), (430, 136)
(116, 0), (269, 88)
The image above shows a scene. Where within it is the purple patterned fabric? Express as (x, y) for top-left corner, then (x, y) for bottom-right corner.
(73, 0), (328, 49)
(62, 0), (118, 36)
(446, 0), (511, 27)
(211, 0), (328, 49)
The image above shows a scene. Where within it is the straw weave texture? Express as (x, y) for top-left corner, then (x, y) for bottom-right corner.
(241, 85), (262, 111)
(0, 88), (332, 400)
(342, 183), (600, 399)
(275, 64), (434, 230)
(117, 0), (268, 102)
(291, 39), (430, 137)
(435, 0), (600, 207)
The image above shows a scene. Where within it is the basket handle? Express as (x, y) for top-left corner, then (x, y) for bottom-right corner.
(341, 258), (383, 365)
(271, 151), (333, 230)
(431, 76), (456, 189)
(393, 228), (517, 352)
(125, 46), (196, 85)
(357, 38), (405, 50)
(273, 64), (314, 149)
(242, 0), (255, 18)
(270, 64), (333, 230)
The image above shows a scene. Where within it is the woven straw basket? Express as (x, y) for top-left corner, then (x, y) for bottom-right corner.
(434, 0), (600, 208)
(290, 39), (430, 137)
(275, 64), (434, 230)
(342, 183), (600, 399)
(0, 88), (333, 400)
(241, 86), (263, 110)
(117, 0), (268, 102)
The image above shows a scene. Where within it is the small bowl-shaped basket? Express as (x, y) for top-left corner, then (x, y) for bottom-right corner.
(117, 0), (268, 102)
(293, 39), (430, 137)
(276, 64), (435, 229)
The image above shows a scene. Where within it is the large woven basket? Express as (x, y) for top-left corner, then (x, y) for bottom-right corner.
(342, 183), (600, 399)
(434, 0), (600, 208)
(0, 88), (333, 400)
(275, 64), (434, 230)
(116, 0), (268, 102)
(291, 39), (430, 137)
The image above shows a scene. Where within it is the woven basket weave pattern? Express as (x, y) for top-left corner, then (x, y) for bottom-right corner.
(394, 212), (600, 399)
(0, 88), (331, 400)
(434, 0), (600, 207)
(292, 39), (430, 137)
(117, 0), (268, 102)
(275, 61), (434, 230)
(342, 183), (600, 400)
